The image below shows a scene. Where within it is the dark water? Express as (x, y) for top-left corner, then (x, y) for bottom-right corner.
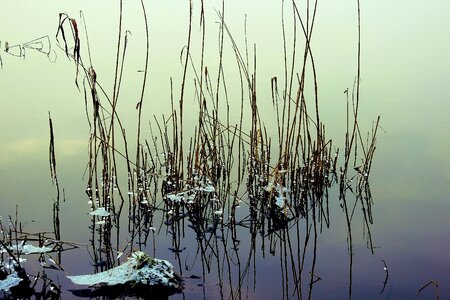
(1, 1), (449, 299)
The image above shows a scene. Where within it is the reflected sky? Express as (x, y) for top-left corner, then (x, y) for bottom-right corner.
(1, 1), (450, 299)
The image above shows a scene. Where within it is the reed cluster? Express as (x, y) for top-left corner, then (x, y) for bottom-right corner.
(1, 1), (381, 299)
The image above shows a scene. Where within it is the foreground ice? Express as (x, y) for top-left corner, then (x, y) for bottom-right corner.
(67, 251), (181, 290)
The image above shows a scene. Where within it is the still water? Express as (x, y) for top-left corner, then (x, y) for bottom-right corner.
(1, 1), (449, 299)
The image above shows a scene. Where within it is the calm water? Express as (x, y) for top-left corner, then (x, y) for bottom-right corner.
(1, 1), (449, 299)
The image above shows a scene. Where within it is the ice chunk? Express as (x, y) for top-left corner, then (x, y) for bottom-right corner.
(196, 185), (215, 193)
(89, 207), (110, 217)
(166, 191), (195, 203)
(2, 241), (53, 254)
(167, 194), (183, 202)
(0, 272), (22, 292)
(67, 251), (181, 290)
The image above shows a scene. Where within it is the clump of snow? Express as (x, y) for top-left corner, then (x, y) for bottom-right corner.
(67, 251), (181, 290)
(275, 195), (286, 208)
(89, 207), (111, 217)
(195, 185), (215, 193)
(263, 182), (290, 209)
(0, 271), (22, 292)
(166, 191), (195, 203)
(164, 174), (216, 205)
(264, 181), (275, 192)
(1, 241), (53, 255)
(1, 258), (26, 271)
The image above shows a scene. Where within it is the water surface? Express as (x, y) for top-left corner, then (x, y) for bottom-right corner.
(1, 1), (449, 299)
